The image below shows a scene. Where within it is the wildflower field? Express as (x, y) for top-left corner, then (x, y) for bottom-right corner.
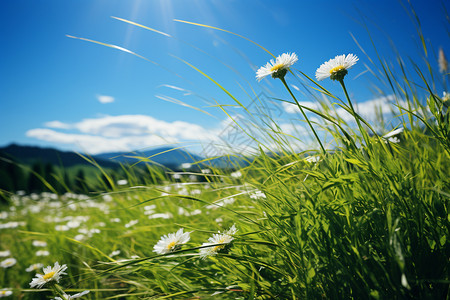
(1, 3), (449, 300)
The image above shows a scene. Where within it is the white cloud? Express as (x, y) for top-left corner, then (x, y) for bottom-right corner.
(26, 115), (220, 154)
(290, 84), (300, 91)
(282, 101), (321, 114)
(279, 123), (309, 135)
(356, 95), (405, 118)
(26, 128), (178, 154)
(332, 94), (406, 123)
(158, 84), (192, 96)
(73, 115), (216, 140)
(44, 120), (73, 129)
(28, 95), (404, 155)
(96, 95), (115, 104)
(283, 95), (406, 124)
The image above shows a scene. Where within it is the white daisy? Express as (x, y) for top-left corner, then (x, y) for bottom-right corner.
(66, 220), (81, 228)
(144, 204), (156, 211)
(206, 197), (235, 210)
(29, 262), (68, 289)
(109, 250), (121, 257)
(305, 155), (321, 163)
(0, 289), (13, 297)
(32, 240), (47, 247)
(74, 234), (85, 241)
(0, 221), (21, 229)
(148, 212), (173, 220)
(382, 127), (404, 143)
(116, 179), (128, 186)
(199, 225), (238, 258)
(0, 250), (11, 257)
(230, 171), (242, 178)
(124, 219), (138, 228)
(26, 263), (44, 272)
(153, 228), (191, 255)
(0, 211), (8, 219)
(256, 52), (298, 81)
(36, 250), (50, 257)
(250, 190), (266, 199)
(315, 54), (359, 81)
(0, 258), (17, 268)
(181, 163), (192, 169)
(54, 290), (90, 300)
(55, 225), (70, 231)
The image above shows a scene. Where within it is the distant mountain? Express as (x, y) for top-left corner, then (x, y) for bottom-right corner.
(0, 144), (118, 168)
(0, 144), (249, 171)
(93, 147), (204, 170)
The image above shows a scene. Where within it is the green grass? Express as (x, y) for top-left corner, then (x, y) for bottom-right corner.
(1, 4), (449, 299)
(1, 125), (448, 299)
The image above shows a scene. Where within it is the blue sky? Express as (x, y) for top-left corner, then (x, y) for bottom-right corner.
(1, 0), (449, 155)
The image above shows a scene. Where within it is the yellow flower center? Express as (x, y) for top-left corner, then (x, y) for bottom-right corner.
(212, 237), (228, 252)
(43, 271), (55, 280)
(270, 63), (284, 72)
(166, 241), (176, 250)
(0, 291), (6, 295)
(212, 245), (223, 252)
(329, 65), (345, 74)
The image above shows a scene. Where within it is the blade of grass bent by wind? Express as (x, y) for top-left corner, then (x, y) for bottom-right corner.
(358, 23), (398, 95)
(350, 32), (375, 66)
(155, 94), (215, 117)
(66, 35), (155, 63)
(89, 243), (284, 280)
(172, 55), (262, 145)
(170, 194), (262, 226)
(129, 145), (199, 162)
(410, 62), (450, 149)
(172, 55), (247, 109)
(271, 99), (358, 147)
(111, 16), (172, 37)
(76, 151), (116, 190)
(237, 88), (301, 152)
(128, 143), (205, 169)
(272, 97), (342, 125)
(295, 71), (340, 101)
(66, 237), (116, 262)
(111, 17), (286, 148)
(235, 81), (291, 147)
(284, 100), (356, 147)
(173, 19), (276, 58)
(393, 55), (416, 128)
(123, 193), (262, 227)
(113, 16), (255, 86)
(278, 77), (327, 153)
(332, 102), (380, 138)
(0, 157), (59, 194)
(67, 34), (189, 83)
(400, 0), (428, 57)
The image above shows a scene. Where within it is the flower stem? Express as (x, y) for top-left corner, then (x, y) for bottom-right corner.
(279, 77), (326, 154)
(338, 79), (371, 148)
(51, 283), (67, 299)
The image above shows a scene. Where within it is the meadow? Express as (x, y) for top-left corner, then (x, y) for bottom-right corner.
(1, 6), (449, 300)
